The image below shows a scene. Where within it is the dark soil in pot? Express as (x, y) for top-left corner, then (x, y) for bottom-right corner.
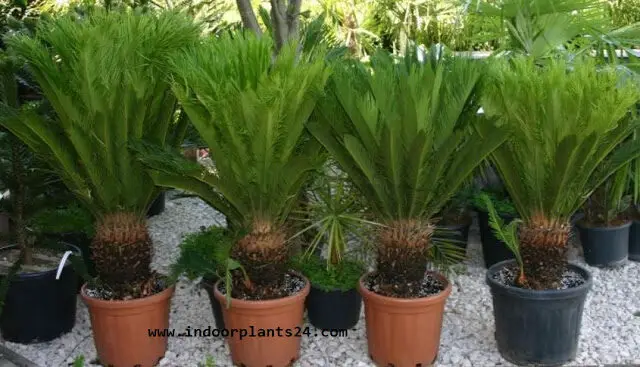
(477, 209), (516, 268)
(487, 260), (592, 366)
(306, 285), (361, 330)
(629, 220), (640, 262)
(147, 191), (166, 217)
(576, 220), (630, 267)
(0, 243), (80, 343)
(201, 277), (225, 330)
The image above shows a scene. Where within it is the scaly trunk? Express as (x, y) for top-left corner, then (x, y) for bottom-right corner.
(9, 137), (31, 265)
(518, 216), (570, 290)
(231, 219), (289, 299)
(374, 219), (433, 297)
(91, 212), (152, 298)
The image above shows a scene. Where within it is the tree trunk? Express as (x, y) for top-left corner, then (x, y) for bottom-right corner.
(235, 0), (302, 53)
(9, 137), (31, 265)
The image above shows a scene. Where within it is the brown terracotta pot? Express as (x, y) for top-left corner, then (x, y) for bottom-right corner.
(213, 275), (310, 367)
(359, 271), (452, 367)
(81, 284), (175, 367)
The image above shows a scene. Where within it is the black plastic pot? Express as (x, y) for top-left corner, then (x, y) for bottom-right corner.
(306, 285), (361, 330)
(477, 210), (516, 268)
(0, 243), (80, 343)
(147, 191), (166, 217)
(487, 259), (592, 366)
(629, 220), (640, 262)
(576, 221), (630, 267)
(201, 277), (225, 330)
(434, 222), (471, 263)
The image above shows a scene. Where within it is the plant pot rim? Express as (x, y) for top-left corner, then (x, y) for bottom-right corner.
(435, 221), (471, 230)
(486, 259), (592, 300)
(81, 283), (175, 308)
(213, 272), (310, 309)
(576, 220), (632, 230)
(0, 243), (81, 280)
(310, 283), (357, 293)
(358, 271), (452, 306)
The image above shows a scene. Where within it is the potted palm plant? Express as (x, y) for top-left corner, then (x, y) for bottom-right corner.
(433, 184), (474, 263)
(481, 56), (640, 366)
(308, 49), (507, 366)
(577, 165), (632, 267)
(2, 10), (200, 366)
(291, 170), (372, 330)
(134, 33), (329, 366)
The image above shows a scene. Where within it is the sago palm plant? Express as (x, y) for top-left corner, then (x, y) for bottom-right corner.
(308, 50), (507, 298)
(134, 33), (330, 300)
(481, 56), (640, 290)
(1, 10), (201, 299)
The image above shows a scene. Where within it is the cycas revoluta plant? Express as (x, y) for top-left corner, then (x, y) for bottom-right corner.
(481, 56), (640, 290)
(582, 163), (632, 226)
(1, 10), (201, 299)
(308, 50), (507, 298)
(134, 33), (330, 299)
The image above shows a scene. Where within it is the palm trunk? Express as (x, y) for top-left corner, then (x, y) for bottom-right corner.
(374, 219), (433, 297)
(91, 212), (152, 299)
(518, 220), (570, 290)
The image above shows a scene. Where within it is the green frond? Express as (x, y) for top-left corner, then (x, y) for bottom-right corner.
(141, 32), (330, 230)
(482, 56), (640, 223)
(310, 50), (507, 223)
(3, 10), (201, 217)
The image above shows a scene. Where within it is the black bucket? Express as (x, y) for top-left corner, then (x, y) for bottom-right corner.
(147, 192), (166, 218)
(201, 277), (225, 330)
(487, 260), (592, 366)
(0, 243), (80, 343)
(576, 221), (630, 267)
(628, 220), (640, 262)
(306, 285), (361, 330)
(477, 210), (516, 268)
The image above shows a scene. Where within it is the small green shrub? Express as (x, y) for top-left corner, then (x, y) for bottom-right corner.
(170, 226), (234, 282)
(291, 255), (365, 292)
(471, 189), (517, 216)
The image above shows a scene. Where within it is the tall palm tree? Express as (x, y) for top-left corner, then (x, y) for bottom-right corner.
(307, 50), (507, 298)
(1, 10), (201, 299)
(481, 56), (640, 289)
(134, 33), (330, 299)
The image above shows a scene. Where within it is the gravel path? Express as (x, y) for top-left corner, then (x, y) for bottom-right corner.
(2, 193), (639, 367)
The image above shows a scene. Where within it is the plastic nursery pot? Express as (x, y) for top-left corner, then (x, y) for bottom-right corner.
(487, 259), (592, 366)
(213, 274), (310, 367)
(630, 220), (640, 262)
(147, 191), (166, 218)
(81, 284), (175, 367)
(576, 221), (631, 267)
(435, 222), (471, 263)
(201, 277), (225, 330)
(358, 271), (452, 367)
(0, 243), (80, 343)
(306, 285), (362, 330)
(477, 210), (516, 268)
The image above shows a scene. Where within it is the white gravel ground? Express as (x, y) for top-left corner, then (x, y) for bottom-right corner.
(2, 193), (640, 367)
